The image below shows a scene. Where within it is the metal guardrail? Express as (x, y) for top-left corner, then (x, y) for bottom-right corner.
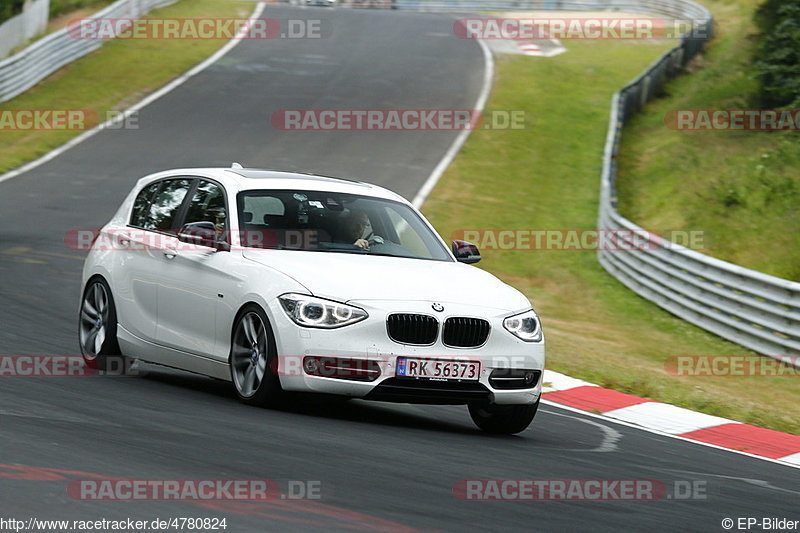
(4, 0), (797, 357)
(384, 0), (800, 359)
(592, 2), (800, 361)
(0, 0), (173, 103)
(392, 0), (711, 15)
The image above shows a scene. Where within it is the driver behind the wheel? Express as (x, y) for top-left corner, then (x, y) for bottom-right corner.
(338, 209), (372, 250)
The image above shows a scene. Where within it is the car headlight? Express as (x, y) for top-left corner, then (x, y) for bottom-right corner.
(279, 293), (367, 329)
(503, 309), (542, 342)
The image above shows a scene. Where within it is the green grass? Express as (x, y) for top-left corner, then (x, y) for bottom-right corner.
(0, 0), (253, 174)
(422, 38), (800, 435)
(50, 0), (118, 18)
(616, 0), (800, 281)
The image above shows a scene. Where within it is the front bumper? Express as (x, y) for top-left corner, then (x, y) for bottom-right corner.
(268, 299), (545, 405)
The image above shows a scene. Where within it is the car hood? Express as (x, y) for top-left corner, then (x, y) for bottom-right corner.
(243, 249), (531, 311)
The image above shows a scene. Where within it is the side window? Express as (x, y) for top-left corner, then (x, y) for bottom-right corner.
(242, 195), (285, 225)
(130, 182), (161, 228)
(141, 178), (193, 234)
(183, 181), (227, 239)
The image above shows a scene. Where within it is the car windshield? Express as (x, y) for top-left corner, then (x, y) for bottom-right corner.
(237, 189), (452, 261)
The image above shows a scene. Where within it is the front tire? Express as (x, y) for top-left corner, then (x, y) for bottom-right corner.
(468, 398), (539, 434)
(230, 305), (283, 406)
(79, 277), (121, 371)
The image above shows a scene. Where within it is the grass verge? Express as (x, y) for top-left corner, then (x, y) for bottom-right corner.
(422, 38), (800, 435)
(0, 0), (253, 175)
(49, 0), (116, 18)
(615, 0), (800, 281)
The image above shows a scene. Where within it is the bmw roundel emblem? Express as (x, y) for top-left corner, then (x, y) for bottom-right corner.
(432, 303), (444, 312)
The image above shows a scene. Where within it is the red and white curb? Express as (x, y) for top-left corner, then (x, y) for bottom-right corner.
(482, 38), (566, 58)
(542, 370), (800, 467)
(518, 43), (544, 56)
(516, 39), (566, 57)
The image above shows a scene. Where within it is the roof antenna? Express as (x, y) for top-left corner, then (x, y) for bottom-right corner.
(231, 162), (244, 169)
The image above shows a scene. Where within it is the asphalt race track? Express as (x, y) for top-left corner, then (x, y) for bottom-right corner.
(0, 6), (798, 532)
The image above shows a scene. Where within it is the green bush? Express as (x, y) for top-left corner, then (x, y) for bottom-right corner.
(754, 0), (800, 108)
(0, 0), (25, 24)
(49, 0), (113, 18)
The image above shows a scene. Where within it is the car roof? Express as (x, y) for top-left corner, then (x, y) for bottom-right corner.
(137, 167), (410, 205)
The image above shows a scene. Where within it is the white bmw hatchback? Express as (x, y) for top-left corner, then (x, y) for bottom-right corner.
(80, 166), (545, 433)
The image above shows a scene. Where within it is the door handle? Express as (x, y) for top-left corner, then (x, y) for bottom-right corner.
(163, 248), (177, 260)
(118, 232), (131, 247)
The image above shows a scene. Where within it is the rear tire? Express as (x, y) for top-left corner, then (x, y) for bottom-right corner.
(468, 398), (539, 434)
(229, 305), (283, 406)
(78, 277), (122, 371)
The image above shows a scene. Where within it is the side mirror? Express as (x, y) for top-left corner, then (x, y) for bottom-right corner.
(452, 240), (481, 264)
(178, 221), (224, 250)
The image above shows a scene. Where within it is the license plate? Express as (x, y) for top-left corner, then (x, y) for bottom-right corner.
(395, 358), (480, 381)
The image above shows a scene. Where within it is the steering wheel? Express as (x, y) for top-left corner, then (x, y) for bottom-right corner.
(365, 231), (384, 247)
